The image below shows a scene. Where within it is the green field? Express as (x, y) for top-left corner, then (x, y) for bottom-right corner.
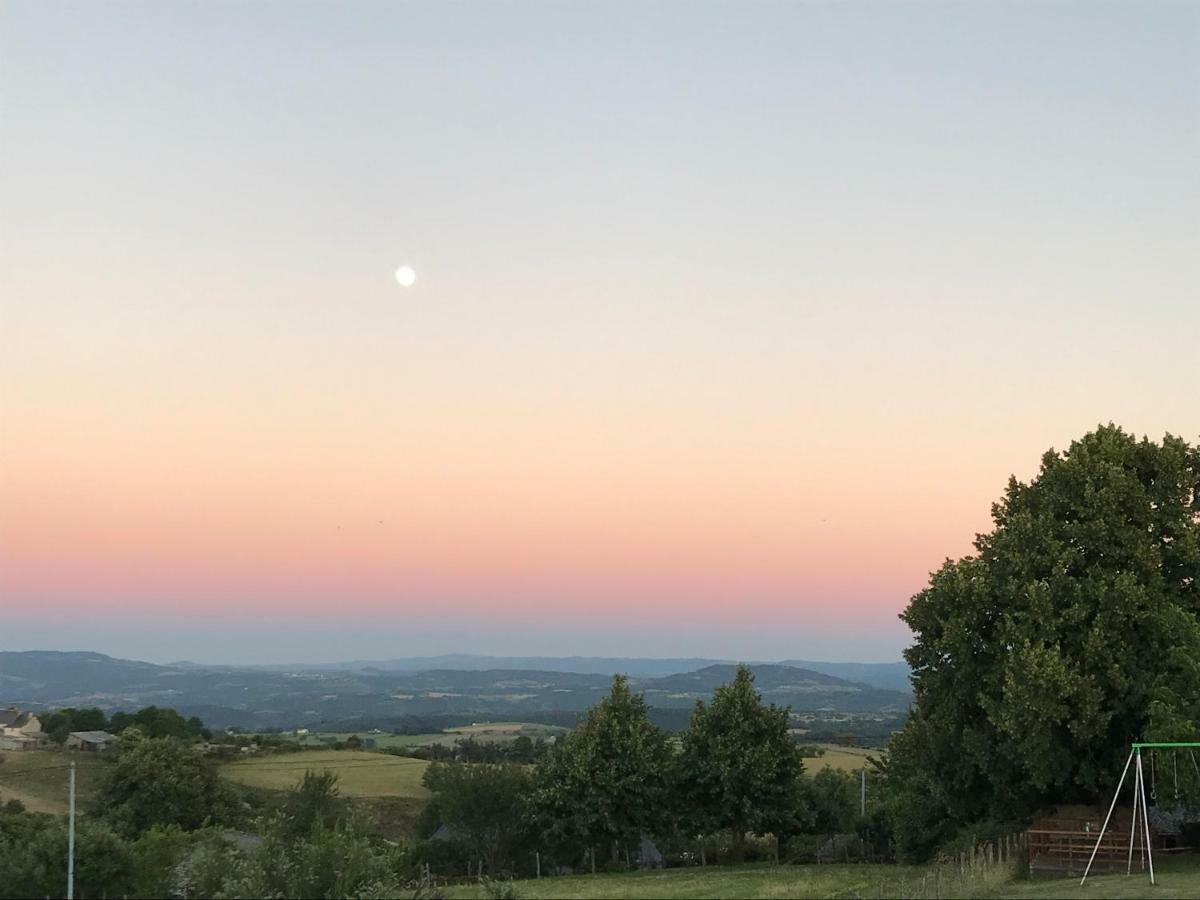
(219, 750), (431, 799)
(445, 858), (1200, 900)
(803, 743), (880, 774)
(0, 750), (107, 815)
(298, 722), (567, 750)
(296, 732), (449, 750)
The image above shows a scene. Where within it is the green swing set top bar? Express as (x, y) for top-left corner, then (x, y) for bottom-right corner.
(1131, 741), (1200, 748)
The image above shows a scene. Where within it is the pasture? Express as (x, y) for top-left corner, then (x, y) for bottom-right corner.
(444, 857), (1200, 900)
(219, 750), (430, 800)
(297, 732), (449, 750)
(300, 721), (566, 750)
(0, 749), (106, 815)
(802, 742), (880, 773)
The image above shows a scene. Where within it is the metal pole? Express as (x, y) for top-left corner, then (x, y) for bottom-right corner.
(1080, 748), (1134, 885)
(67, 761), (76, 900)
(861, 769), (866, 817)
(1139, 753), (1155, 885)
(1137, 752), (1145, 870)
(1127, 755), (1139, 875)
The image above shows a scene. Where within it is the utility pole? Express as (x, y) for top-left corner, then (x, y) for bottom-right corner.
(67, 761), (76, 900)
(860, 768), (866, 816)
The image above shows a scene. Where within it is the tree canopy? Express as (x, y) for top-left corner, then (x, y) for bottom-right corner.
(678, 664), (805, 861)
(888, 425), (1200, 858)
(533, 675), (673, 862)
(95, 733), (234, 838)
(422, 762), (534, 874)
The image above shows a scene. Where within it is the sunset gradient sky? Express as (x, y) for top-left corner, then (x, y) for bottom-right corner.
(2, 2), (1198, 663)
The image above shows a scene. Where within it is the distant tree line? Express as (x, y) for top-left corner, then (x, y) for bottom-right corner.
(393, 734), (551, 765)
(40, 705), (209, 744)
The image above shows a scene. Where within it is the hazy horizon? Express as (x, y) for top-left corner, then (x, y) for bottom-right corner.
(3, 2), (1197, 663)
(0, 642), (909, 669)
(1, 617), (911, 667)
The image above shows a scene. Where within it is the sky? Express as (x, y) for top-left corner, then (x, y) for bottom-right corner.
(1, 1), (1197, 665)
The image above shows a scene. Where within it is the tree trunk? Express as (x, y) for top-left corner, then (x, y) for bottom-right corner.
(731, 826), (747, 864)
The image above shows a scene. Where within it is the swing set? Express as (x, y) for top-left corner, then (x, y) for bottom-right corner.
(1080, 741), (1200, 886)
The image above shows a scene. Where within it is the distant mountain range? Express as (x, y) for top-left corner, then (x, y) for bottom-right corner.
(0, 650), (911, 731)
(184, 654), (912, 693)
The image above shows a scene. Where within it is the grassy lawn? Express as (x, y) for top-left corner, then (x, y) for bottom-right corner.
(988, 856), (1200, 899)
(219, 749), (430, 799)
(0, 749), (107, 815)
(445, 857), (1200, 900)
(446, 864), (925, 900)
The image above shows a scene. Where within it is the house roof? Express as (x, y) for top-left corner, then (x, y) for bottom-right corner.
(0, 708), (35, 728)
(69, 730), (116, 743)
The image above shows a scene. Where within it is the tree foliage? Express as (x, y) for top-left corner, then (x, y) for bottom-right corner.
(533, 675), (673, 861)
(281, 770), (347, 838)
(678, 664), (805, 861)
(95, 734), (234, 837)
(422, 762), (534, 873)
(108, 705), (207, 740)
(181, 814), (407, 900)
(888, 425), (1200, 858)
(0, 803), (136, 900)
(40, 707), (108, 745)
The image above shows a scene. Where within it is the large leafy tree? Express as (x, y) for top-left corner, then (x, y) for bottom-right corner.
(41, 707), (108, 744)
(107, 705), (205, 740)
(95, 733), (234, 837)
(422, 762), (534, 873)
(888, 425), (1200, 858)
(679, 664), (805, 862)
(533, 675), (674, 864)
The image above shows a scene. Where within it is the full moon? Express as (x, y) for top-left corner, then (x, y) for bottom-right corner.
(394, 265), (417, 288)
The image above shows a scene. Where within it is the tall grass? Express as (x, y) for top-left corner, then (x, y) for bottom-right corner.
(861, 835), (1027, 900)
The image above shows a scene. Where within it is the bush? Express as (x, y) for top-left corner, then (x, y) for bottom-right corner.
(0, 804), (136, 900)
(94, 734), (236, 837)
(480, 876), (521, 899)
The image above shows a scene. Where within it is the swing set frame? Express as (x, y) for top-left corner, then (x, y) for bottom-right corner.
(1080, 741), (1200, 886)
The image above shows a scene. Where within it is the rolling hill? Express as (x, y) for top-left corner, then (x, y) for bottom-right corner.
(0, 650), (911, 731)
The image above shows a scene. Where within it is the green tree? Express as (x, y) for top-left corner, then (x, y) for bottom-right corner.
(679, 664), (805, 862)
(533, 675), (674, 865)
(130, 825), (216, 899)
(41, 707), (108, 744)
(108, 705), (199, 739)
(281, 770), (347, 837)
(888, 425), (1200, 859)
(180, 815), (406, 899)
(423, 762), (534, 873)
(0, 804), (135, 900)
(95, 734), (234, 837)
(805, 769), (858, 836)
(509, 735), (535, 762)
